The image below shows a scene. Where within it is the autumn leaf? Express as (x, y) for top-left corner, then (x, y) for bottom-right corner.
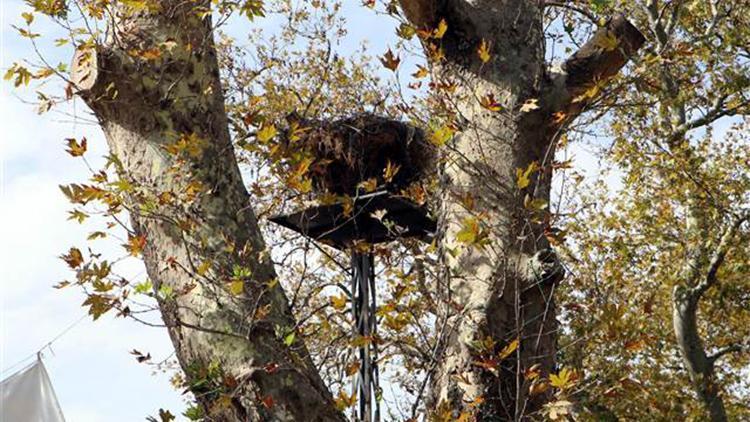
(60, 247), (84, 268)
(429, 124), (454, 146)
(433, 19), (448, 39)
(124, 234), (147, 256)
(358, 177), (378, 192)
(397, 23), (416, 40)
(383, 160), (400, 182)
(412, 65), (429, 79)
(519, 98), (540, 113)
(456, 217), (481, 245)
(480, 93), (503, 112)
(345, 361), (360, 376)
(498, 338), (519, 360)
(229, 280), (244, 295)
(593, 29), (619, 51)
(516, 161), (539, 189)
(82, 294), (114, 320)
(380, 48), (400, 71)
(334, 390), (357, 411)
(65, 137), (87, 157)
(330, 294), (348, 311)
(256, 124), (277, 143)
(477, 39), (491, 63)
(549, 367), (578, 390)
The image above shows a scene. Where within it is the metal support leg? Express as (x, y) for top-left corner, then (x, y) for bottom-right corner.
(351, 251), (380, 422)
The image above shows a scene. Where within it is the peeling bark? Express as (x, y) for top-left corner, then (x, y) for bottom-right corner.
(398, 1), (644, 419)
(72, 3), (342, 420)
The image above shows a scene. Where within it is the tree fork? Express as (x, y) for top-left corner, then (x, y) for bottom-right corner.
(398, 1), (644, 418)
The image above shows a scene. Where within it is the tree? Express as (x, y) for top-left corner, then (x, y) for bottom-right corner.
(8, 0), (748, 421)
(558, 1), (750, 420)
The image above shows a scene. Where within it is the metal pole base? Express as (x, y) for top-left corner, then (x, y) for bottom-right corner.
(351, 250), (380, 422)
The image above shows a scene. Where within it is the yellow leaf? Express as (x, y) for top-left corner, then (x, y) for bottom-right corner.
(197, 260), (211, 276)
(516, 161), (539, 189)
(330, 294), (348, 311)
(573, 83), (602, 103)
(397, 23), (416, 40)
(124, 234), (147, 256)
(498, 338), (519, 360)
(257, 124), (277, 143)
(430, 124), (454, 146)
(383, 160), (400, 182)
(549, 367), (577, 390)
(477, 39), (491, 63)
(412, 65), (429, 79)
(593, 30), (619, 51)
(22, 12), (34, 24)
(434, 19), (448, 39)
(358, 178), (378, 193)
(229, 280), (244, 295)
(334, 390), (357, 411)
(456, 217), (480, 245)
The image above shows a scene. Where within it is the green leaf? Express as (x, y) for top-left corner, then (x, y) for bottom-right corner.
(283, 330), (296, 346)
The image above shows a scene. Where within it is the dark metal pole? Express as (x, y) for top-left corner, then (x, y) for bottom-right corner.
(351, 249), (380, 422)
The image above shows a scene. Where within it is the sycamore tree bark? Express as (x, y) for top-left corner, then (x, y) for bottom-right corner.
(399, 1), (643, 419)
(71, 2), (342, 421)
(70, 0), (642, 420)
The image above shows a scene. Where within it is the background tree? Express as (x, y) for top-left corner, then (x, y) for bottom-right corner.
(6, 0), (748, 421)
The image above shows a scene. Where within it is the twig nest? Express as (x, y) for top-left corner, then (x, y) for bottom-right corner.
(284, 113), (436, 196)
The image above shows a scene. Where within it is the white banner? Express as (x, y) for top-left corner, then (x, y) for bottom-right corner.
(1, 358), (66, 422)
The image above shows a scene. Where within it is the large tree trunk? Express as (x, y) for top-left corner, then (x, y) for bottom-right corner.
(400, 2), (644, 419)
(70, 0), (642, 419)
(71, 2), (342, 420)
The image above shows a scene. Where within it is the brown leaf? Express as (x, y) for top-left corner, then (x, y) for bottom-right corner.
(380, 48), (400, 71)
(65, 137), (87, 157)
(60, 247), (84, 268)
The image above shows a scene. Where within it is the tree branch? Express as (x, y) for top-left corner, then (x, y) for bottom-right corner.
(544, 15), (646, 120)
(668, 96), (750, 145)
(543, 1), (599, 25)
(397, 0), (442, 28)
(708, 341), (749, 364)
(693, 211), (749, 298)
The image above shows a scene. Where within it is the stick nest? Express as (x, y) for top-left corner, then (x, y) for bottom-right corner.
(283, 113), (437, 196)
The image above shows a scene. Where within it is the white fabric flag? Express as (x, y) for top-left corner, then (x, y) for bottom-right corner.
(0, 358), (66, 422)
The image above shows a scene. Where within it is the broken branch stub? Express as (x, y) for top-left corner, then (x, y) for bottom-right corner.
(71, 46), (99, 94)
(563, 15), (647, 103)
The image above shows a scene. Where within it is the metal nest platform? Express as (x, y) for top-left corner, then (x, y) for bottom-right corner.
(268, 190), (436, 250)
(268, 189), (436, 422)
